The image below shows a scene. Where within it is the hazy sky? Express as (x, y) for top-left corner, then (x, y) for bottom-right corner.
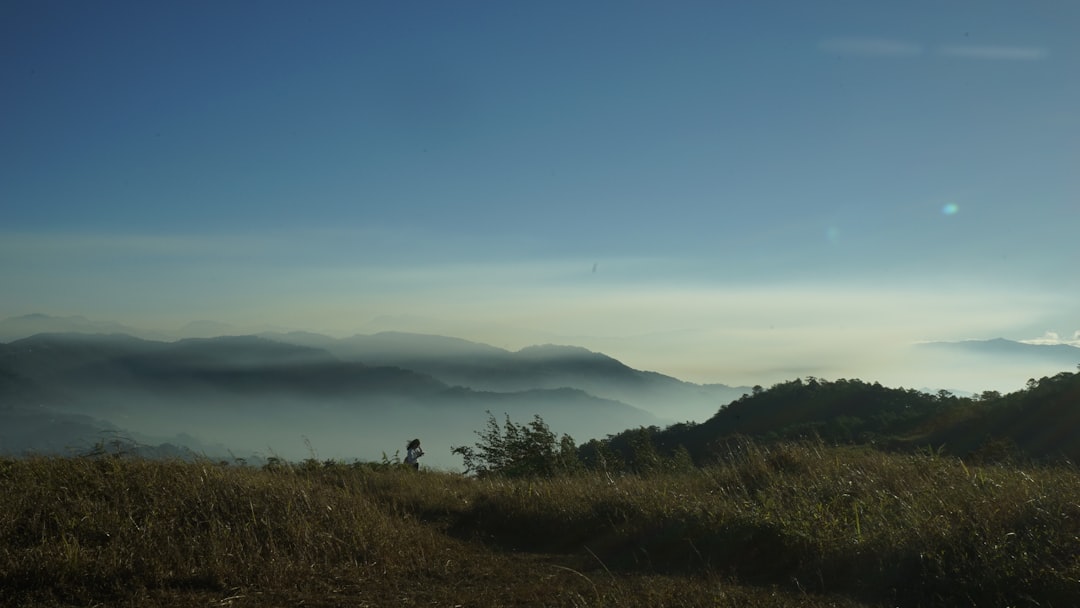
(3, 1), (1078, 391)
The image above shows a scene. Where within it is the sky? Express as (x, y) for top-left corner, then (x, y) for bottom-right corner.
(2, 0), (1078, 393)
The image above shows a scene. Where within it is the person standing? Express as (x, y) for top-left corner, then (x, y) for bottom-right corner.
(404, 438), (424, 470)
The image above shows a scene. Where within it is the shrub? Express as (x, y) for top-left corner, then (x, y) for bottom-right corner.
(451, 412), (580, 477)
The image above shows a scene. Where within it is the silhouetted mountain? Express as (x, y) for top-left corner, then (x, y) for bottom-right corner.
(108, 335), (339, 376)
(0, 333), (168, 386)
(0, 334), (452, 400)
(919, 338), (1080, 366)
(265, 331), (749, 421)
(0, 314), (153, 342)
(339, 331), (509, 361)
(0, 332), (660, 466)
(176, 320), (238, 338)
(0, 313), (294, 342)
(256, 330), (340, 352)
(4, 319), (748, 421)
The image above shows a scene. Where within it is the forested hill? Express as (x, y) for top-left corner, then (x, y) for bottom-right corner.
(919, 371), (1080, 461)
(598, 371), (1080, 465)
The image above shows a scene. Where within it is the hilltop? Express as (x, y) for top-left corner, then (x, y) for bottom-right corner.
(596, 371), (1080, 468)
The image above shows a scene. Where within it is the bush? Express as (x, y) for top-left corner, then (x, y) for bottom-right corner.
(451, 412), (580, 477)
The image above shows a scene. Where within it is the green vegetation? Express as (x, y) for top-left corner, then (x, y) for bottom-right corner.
(451, 411), (581, 477)
(3, 442), (1078, 607)
(596, 371), (1080, 467)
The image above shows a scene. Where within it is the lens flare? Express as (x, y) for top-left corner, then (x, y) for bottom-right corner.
(942, 203), (959, 215)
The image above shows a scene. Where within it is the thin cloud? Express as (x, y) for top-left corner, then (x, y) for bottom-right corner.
(939, 45), (1048, 60)
(0, 232), (278, 258)
(818, 37), (923, 57)
(1020, 331), (1080, 347)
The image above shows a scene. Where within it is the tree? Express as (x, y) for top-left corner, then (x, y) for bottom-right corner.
(451, 412), (580, 477)
(579, 438), (623, 472)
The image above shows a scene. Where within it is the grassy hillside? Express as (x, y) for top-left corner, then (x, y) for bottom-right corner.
(3, 445), (1077, 607)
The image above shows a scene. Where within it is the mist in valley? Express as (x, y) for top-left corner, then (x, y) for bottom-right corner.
(3, 321), (1078, 470)
(54, 390), (656, 470)
(0, 331), (671, 470)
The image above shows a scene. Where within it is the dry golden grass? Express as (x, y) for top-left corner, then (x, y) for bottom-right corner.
(2, 442), (1077, 607)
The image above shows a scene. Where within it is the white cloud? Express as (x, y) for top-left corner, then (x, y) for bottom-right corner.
(938, 45), (1048, 61)
(818, 38), (923, 57)
(1021, 331), (1080, 347)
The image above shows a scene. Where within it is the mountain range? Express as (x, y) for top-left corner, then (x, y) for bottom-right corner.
(2, 313), (1078, 468)
(917, 337), (1080, 367)
(0, 313), (275, 342)
(0, 321), (750, 467)
(257, 330), (746, 421)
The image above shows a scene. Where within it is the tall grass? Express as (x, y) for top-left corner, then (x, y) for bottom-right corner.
(454, 441), (1079, 605)
(2, 443), (1078, 607)
(0, 457), (456, 606)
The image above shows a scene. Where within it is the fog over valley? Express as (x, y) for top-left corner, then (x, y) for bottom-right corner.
(2, 314), (1078, 469)
(0, 322), (730, 468)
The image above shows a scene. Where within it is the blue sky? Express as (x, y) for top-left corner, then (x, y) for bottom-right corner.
(3, 1), (1078, 391)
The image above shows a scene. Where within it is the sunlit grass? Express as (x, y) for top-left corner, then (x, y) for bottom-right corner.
(2, 444), (1078, 606)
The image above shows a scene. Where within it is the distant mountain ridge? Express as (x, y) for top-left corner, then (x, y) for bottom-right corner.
(0, 328), (743, 421)
(259, 330), (749, 421)
(920, 337), (1080, 361)
(0, 313), (282, 342)
(0, 331), (663, 466)
(0, 314), (153, 342)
